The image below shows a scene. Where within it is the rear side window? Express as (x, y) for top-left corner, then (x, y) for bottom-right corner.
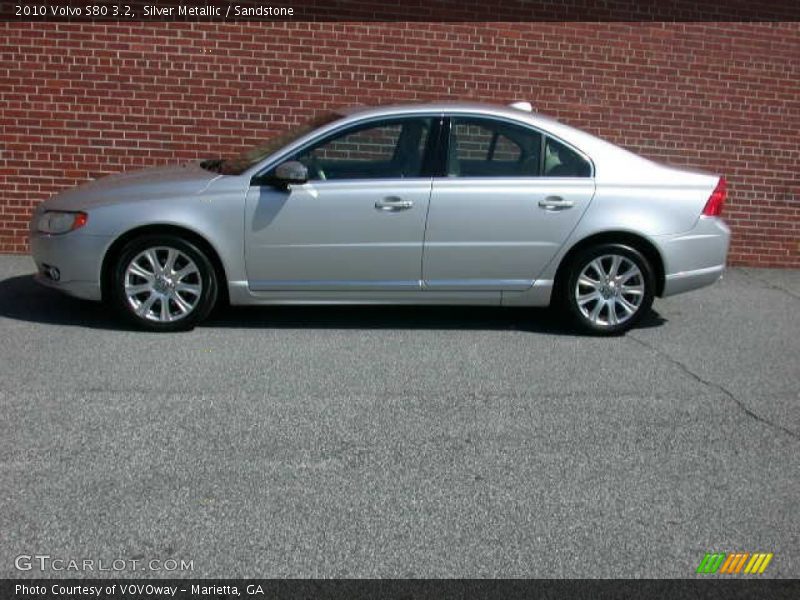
(448, 118), (542, 177)
(543, 137), (591, 177)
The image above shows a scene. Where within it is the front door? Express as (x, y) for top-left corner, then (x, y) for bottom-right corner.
(245, 116), (437, 291)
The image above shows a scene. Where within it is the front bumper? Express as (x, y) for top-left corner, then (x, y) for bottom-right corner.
(29, 231), (112, 301)
(655, 216), (730, 297)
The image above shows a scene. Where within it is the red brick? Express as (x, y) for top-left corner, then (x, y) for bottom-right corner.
(0, 21), (797, 267)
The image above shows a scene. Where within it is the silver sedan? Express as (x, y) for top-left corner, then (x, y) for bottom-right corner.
(29, 102), (730, 334)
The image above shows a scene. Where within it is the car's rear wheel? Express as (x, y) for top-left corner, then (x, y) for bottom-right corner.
(563, 243), (655, 335)
(111, 235), (218, 332)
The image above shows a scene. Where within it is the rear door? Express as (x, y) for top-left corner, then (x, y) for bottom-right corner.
(422, 116), (595, 291)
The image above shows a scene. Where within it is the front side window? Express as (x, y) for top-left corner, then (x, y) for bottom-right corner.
(447, 117), (542, 177)
(290, 117), (433, 181)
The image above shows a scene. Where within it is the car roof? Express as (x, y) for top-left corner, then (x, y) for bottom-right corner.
(334, 101), (563, 128)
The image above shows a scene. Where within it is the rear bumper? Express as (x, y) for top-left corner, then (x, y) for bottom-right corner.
(655, 216), (730, 297)
(663, 264), (726, 296)
(29, 231), (111, 301)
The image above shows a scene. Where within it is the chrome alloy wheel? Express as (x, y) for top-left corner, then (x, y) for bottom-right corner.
(575, 254), (645, 327)
(123, 247), (203, 322)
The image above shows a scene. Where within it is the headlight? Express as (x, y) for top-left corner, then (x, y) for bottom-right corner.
(36, 211), (88, 234)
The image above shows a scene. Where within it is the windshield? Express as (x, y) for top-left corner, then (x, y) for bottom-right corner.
(207, 112), (341, 176)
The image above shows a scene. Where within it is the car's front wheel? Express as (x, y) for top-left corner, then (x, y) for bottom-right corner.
(111, 235), (218, 332)
(563, 243), (655, 335)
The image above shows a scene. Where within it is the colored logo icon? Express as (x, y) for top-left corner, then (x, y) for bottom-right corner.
(696, 552), (773, 574)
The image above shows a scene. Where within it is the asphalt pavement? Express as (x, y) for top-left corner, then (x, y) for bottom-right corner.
(0, 254), (797, 578)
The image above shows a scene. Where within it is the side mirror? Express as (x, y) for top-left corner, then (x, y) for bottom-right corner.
(272, 161), (308, 187)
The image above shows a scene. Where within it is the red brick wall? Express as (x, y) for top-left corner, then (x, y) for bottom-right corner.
(1, 22), (798, 266)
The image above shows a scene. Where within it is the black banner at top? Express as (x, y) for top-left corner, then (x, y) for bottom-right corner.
(1, 0), (799, 22)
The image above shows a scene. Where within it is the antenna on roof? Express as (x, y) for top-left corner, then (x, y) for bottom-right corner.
(509, 101), (534, 112)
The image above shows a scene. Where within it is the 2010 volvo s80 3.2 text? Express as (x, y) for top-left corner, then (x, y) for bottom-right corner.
(30, 102), (730, 334)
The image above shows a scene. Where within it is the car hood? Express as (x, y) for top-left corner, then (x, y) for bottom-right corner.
(42, 162), (221, 211)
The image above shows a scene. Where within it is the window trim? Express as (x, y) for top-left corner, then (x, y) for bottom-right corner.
(439, 114), (595, 179)
(251, 114), (443, 184)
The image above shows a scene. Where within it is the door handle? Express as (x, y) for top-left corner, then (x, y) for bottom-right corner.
(375, 196), (414, 211)
(538, 196), (575, 210)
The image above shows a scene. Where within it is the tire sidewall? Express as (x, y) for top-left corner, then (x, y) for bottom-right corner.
(111, 235), (218, 332)
(565, 243), (655, 335)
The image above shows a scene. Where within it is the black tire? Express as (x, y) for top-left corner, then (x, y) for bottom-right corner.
(562, 243), (655, 335)
(111, 234), (218, 332)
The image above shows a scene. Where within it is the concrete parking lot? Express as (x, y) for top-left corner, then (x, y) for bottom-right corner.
(0, 254), (797, 578)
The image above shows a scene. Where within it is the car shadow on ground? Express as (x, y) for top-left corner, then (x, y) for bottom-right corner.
(0, 274), (667, 334)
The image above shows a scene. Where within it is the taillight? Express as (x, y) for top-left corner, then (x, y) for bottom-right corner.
(702, 177), (726, 217)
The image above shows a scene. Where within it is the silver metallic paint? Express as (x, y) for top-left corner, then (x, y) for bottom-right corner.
(29, 101), (730, 308)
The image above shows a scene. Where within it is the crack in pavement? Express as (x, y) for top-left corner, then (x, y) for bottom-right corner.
(739, 268), (800, 301)
(628, 334), (799, 442)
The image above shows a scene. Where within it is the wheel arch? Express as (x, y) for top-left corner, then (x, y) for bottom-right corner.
(553, 231), (666, 299)
(100, 224), (229, 304)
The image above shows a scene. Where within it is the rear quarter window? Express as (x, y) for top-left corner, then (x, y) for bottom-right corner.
(543, 137), (591, 177)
